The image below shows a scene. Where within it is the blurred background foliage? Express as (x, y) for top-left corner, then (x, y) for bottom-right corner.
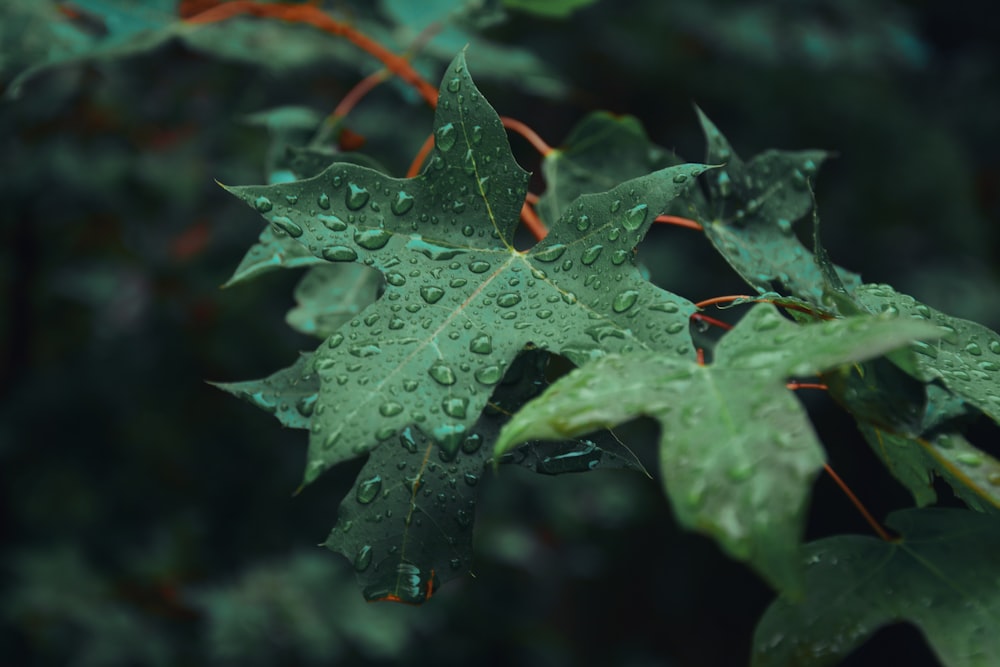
(1, 0), (997, 665)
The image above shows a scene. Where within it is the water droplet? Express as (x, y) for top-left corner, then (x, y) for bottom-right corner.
(610, 249), (629, 265)
(447, 77), (461, 93)
(271, 216), (303, 237)
(576, 215), (590, 231)
(296, 394), (317, 417)
(428, 362), (457, 385)
(990, 340), (1000, 355)
(322, 246), (358, 262)
(391, 191), (414, 215)
(536, 309), (553, 319)
(442, 397), (468, 418)
(533, 244), (567, 262)
(356, 475), (382, 503)
(319, 214), (347, 231)
(436, 122), (457, 152)
(469, 334), (493, 354)
(610, 199), (622, 213)
(322, 431), (340, 450)
(420, 286), (445, 304)
(666, 321), (686, 335)
(979, 361), (999, 373)
(673, 173), (688, 184)
(379, 401), (403, 417)
(988, 472), (1000, 486)
(345, 183), (370, 210)
(468, 260), (491, 273)
(612, 290), (639, 313)
(354, 228), (392, 250)
(464, 472), (479, 486)
(407, 236), (466, 261)
(497, 293), (521, 308)
(399, 427), (418, 453)
(254, 196), (273, 212)
(966, 342), (983, 356)
(956, 452), (982, 467)
(462, 433), (483, 453)
(475, 365), (502, 385)
(354, 545), (373, 571)
(581, 245), (604, 265)
(386, 272), (406, 286)
(349, 343), (381, 358)
(317, 192), (330, 209)
(622, 204), (648, 231)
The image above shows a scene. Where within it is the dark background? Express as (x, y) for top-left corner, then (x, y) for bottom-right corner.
(1, 1), (997, 665)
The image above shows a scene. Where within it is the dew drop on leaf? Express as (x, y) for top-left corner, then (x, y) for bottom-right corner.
(317, 192), (330, 209)
(354, 228), (392, 250)
(581, 245), (604, 265)
(271, 217), (303, 237)
(345, 183), (370, 210)
(320, 214), (347, 231)
(436, 122), (457, 152)
(442, 397), (469, 419)
(956, 452), (983, 467)
(379, 401), (403, 417)
(610, 249), (629, 265)
(474, 365), (502, 385)
(610, 199), (622, 213)
(534, 244), (567, 262)
(497, 293), (521, 308)
(612, 290), (639, 313)
(399, 427), (418, 453)
(390, 190), (414, 215)
(354, 545), (373, 571)
(420, 286), (445, 304)
(428, 362), (457, 385)
(673, 173), (688, 184)
(469, 334), (493, 354)
(254, 195), (273, 212)
(356, 475), (382, 504)
(447, 77), (462, 93)
(468, 260), (491, 273)
(386, 272), (406, 286)
(296, 394), (317, 417)
(462, 433), (483, 453)
(622, 203), (648, 231)
(322, 246), (358, 262)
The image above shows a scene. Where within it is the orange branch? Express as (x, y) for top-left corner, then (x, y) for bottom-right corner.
(184, 2), (439, 108)
(501, 116), (553, 156)
(690, 313), (733, 331)
(655, 214), (703, 231)
(330, 69), (391, 121)
(823, 464), (895, 542)
(406, 133), (436, 177)
(695, 295), (755, 309)
(786, 381), (828, 391)
(520, 202), (548, 241)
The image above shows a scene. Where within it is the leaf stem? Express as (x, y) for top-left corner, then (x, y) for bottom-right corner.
(501, 116), (554, 156)
(520, 202), (549, 241)
(183, 2), (439, 108)
(406, 133), (436, 177)
(823, 463), (896, 542)
(690, 313), (733, 331)
(655, 214), (703, 231)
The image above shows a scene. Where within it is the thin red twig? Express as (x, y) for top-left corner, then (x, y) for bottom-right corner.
(520, 202), (548, 241)
(786, 381), (828, 391)
(823, 464), (895, 542)
(501, 116), (554, 156)
(690, 313), (733, 331)
(406, 133), (436, 177)
(655, 214), (703, 231)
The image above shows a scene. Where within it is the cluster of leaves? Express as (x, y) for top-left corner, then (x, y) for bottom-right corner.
(218, 38), (1000, 665)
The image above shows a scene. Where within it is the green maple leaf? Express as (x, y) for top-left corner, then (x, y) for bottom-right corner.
(495, 304), (943, 593)
(323, 350), (646, 603)
(693, 108), (861, 303)
(752, 508), (1000, 667)
(537, 111), (681, 224)
(285, 264), (381, 339)
(222, 51), (703, 486)
(819, 282), (1000, 511)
